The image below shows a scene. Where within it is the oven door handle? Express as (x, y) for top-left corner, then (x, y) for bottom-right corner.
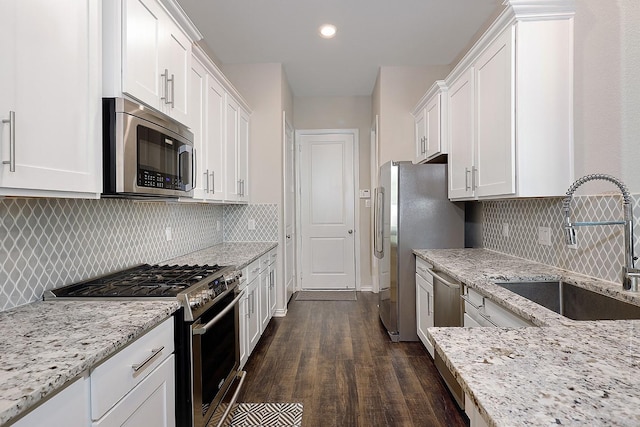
(192, 289), (245, 336)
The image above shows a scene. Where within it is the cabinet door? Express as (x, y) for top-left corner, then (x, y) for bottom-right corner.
(414, 109), (427, 163)
(269, 262), (277, 316)
(13, 375), (90, 427)
(416, 273), (434, 357)
(239, 288), (249, 368)
(206, 75), (226, 201)
(474, 27), (515, 198)
(247, 280), (261, 354)
(188, 56), (207, 200)
(447, 67), (475, 200)
(0, 0), (101, 196)
(237, 107), (250, 201)
(259, 268), (270, 332)
(225, 96), (240, 201)
(425, 94), (442, 159)
(160, 17), (191, 124)
(92, 355), (175, 427)
(122, 0), (163, 108)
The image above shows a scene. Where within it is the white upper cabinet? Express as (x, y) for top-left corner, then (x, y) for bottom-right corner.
(413, 80), (448, 164)
(224, 96), (250, 203)
(446, 0), (575, 201)
(0, 0), (101, 198)
(104, 0), (201, 126)
(447, 68), (475, 200)
(185, 46), (251, 204)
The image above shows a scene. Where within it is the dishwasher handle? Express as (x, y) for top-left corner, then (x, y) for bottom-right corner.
(427, 268), (460, 290)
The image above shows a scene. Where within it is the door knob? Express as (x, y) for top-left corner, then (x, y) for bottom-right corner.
(348, 229), (353, 234)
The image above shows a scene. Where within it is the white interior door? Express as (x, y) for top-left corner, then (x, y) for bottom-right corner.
(283, 115), (296, 303)
(298, 131), (356, 290)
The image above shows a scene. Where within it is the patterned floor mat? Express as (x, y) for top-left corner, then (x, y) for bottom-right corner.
(208, 403), (303, 427)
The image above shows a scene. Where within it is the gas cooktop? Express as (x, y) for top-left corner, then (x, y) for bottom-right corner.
(44, 263), (240, 321)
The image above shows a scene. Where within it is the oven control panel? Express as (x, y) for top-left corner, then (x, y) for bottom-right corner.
(180, 271), (240, 322)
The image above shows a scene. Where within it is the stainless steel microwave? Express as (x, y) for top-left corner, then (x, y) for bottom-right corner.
(102, 97), (194, 198)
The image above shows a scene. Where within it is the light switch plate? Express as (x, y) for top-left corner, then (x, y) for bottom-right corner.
(359, 189), (371, 199)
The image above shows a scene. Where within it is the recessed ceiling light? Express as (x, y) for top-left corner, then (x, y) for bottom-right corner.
(319, 24), (337, 39)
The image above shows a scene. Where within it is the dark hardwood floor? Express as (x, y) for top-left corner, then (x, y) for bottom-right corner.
(238, 292), (468, 427)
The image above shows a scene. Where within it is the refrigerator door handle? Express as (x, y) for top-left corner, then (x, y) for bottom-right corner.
(373, 187), (384, 259)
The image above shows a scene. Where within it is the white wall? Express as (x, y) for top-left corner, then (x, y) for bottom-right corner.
(374, 66), (452, 166)
(573, 0), (640, 193)
(223, 63), (284, 203)
(293, 96), (373, 289)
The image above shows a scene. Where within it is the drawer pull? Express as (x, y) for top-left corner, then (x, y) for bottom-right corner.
(131, 346), (164, 372)
(477, 309), (498, 327)
(460, 294), (482, 310)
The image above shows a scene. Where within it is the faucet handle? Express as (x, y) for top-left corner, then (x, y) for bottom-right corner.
(564, 226), (577, 246)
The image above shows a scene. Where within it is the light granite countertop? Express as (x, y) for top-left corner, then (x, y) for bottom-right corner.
(414, 248), (640, 427)
(0, 300), (179, 426)
(161, 241), (277, 269)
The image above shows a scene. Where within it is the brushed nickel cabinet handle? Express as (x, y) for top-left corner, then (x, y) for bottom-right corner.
(161, 69), (169, 104)
(131, 346), (164, 372)
(168, 73), (175, 107)
(2, 111), (15, 172)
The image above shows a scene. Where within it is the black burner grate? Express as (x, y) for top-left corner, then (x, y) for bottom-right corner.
(50, 264), (225, 298)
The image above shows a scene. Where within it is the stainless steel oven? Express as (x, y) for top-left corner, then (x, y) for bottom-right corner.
(102, 97), (194, 198)
(188, 284), (246, 427)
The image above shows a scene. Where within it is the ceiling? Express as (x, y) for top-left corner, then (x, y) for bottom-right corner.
(176, 0), (503, 97)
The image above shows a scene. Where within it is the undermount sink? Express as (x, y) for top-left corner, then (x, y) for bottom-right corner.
(494, 281), (640, 321)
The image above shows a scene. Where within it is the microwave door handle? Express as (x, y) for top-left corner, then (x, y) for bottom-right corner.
(178, 144), (194, 191)
(193, 148), (196, 189)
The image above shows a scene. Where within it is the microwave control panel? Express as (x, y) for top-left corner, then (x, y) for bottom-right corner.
(138, 170), (184, 190)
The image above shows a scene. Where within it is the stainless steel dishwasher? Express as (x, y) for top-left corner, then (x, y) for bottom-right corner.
(428, 268), (465, 409)
(429, 268), (462, 327)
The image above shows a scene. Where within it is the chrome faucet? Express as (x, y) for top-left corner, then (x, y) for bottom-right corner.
(563, 173), (639, 291)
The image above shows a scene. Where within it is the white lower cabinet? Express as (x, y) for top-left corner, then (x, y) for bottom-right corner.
(415, 258), (435, 357)
(247, 276), (261, 354)
(268, 249), (277, 317)
(240, 250), (277, 367)
(91, 317), (175, 427)
(12, 375), (90, 427)
(92, 356), (175, 427)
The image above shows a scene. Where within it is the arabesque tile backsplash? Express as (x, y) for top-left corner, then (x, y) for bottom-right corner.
(483, 193), (640, 284)
(0, 199), (277, 312)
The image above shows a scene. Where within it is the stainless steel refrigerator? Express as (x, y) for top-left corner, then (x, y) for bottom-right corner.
(374, 161), (464, 341)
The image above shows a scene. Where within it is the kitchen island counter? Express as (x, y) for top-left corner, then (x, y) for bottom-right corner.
(414, 248), (640, 426)
(0, 299), (179, 426)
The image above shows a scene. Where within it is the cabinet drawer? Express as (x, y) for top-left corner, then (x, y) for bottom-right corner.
(269, 248), (277, 265)
(416, 258), (433, 283)
(484, 299), (534, 327)
(259, 253), (270, 271)
(463, 286), (484, 309)
(92, 355), (175, 427)
(90, 317), (174, 420)
(246, 259), (261, 283)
